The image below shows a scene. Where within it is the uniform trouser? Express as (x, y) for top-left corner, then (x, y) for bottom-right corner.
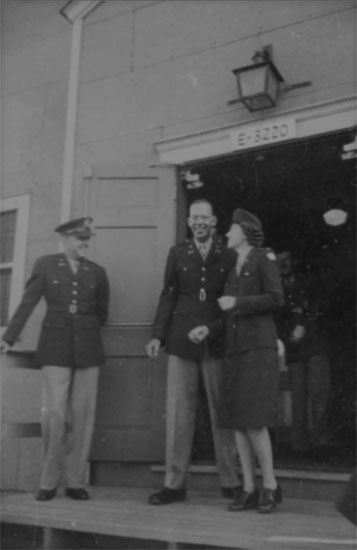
(289, 354), (330, 450)
(40, 365), (99, 490)
(164, 353), (239, 490)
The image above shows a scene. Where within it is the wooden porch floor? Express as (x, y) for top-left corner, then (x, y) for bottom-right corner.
(1, 487), (356, 550)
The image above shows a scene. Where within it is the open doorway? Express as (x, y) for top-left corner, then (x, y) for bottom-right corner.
(184, 129), (356, 471)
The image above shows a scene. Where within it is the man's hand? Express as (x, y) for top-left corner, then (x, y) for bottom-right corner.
(145, 338), (161, 358)
(188, 325), (209, 344)
(217, 296), (236, 311)
(290, 324), (306, 343)
(0, 340), (11, 353)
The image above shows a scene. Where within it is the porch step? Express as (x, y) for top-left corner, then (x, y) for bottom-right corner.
(151, 464), (350, 501)
(91, 462), (351, 501)
(1, 487), (355, 550)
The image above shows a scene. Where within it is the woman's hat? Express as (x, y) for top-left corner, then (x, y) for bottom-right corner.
(231, 208), (262, 231)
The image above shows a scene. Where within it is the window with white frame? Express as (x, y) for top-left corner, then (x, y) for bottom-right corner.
(0, 194), (30, 327)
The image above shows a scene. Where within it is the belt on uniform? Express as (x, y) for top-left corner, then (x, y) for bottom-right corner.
(199, 289), (206, 302)
(47, 306), (94, 315)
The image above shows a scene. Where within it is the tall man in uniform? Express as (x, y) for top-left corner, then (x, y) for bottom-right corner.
(0, 218), (109, 501)
(146, 199), (241, 505)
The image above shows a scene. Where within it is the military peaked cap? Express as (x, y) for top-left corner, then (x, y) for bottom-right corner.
(54, 217), (94, 237)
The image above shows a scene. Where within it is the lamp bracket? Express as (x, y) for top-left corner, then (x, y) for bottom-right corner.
(282, 80), (312, 92)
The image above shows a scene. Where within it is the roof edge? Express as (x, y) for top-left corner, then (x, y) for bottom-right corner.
(60, 0), (104, 23)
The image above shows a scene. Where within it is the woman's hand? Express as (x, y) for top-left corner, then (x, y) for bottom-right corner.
(217, 296), (236, 311)
(188, 325), (209, 344)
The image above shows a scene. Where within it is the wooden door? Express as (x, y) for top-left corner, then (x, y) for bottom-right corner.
(88, 164), (176, 461)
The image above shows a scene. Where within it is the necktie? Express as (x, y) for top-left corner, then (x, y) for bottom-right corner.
(70, 259), (80, 274)
(199, 244), (208, 260)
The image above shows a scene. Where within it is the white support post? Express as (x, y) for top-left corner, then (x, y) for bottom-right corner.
(59, 1), (103, 224)
(60, 16), (83, 224)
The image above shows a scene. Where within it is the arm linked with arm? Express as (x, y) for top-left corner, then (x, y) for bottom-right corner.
(232, 253), (284, 317)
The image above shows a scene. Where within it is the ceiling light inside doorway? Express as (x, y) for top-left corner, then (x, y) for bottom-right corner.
(323, 198), (348, 226)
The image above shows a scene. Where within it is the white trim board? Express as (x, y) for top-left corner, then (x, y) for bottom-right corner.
(155, 96), (357, 165)
(0, 194), (30, 323)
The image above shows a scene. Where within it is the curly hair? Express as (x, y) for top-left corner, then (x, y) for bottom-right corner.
(240, 222), (265, 247)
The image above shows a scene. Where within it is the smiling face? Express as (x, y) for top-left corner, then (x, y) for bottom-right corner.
(62, 234), (91, 259)
(226, 223), (247, 250)
(187, 201), (217, 243)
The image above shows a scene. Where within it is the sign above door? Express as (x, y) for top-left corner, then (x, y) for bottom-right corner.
(230, 117), (296, 151)
(155, 96), (356, 165)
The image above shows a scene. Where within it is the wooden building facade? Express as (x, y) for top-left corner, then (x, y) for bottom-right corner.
(1, 0), (356, 491)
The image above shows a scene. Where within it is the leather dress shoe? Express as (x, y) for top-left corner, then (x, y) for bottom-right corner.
(257, 484), (282, 513)
(148, 487), (186, 505)
(35, 488), (57, 501)
(228, 489), (259, 511)
(65, 488), (90, 500)
(221, 485), (242, 499)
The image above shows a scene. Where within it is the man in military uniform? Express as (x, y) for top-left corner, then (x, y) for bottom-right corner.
(146, 199), (241, 505)
(1, 218), (109, 501)
(276, 251), (331, 455)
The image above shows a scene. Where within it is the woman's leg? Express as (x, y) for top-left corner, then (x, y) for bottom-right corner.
(247, 427), (277, 490)
(234, 429), (256, 492)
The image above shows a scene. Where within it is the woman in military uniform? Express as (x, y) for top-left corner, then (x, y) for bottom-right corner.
(189, 208), (284, 513)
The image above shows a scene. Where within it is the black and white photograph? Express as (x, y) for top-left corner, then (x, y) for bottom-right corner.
(1, 1), (356, 548)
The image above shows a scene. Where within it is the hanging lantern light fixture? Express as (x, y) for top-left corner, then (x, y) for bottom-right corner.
(228, 45), (312, 112)
(231, 46), (284, 112)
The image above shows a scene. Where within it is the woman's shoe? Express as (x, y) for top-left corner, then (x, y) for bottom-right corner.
(148, 487), (187, 505)
(257, 484), (282, 513)
(228, 489), (259, 511)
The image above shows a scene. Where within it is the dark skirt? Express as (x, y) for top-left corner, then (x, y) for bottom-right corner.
(218, 348), (279, 430)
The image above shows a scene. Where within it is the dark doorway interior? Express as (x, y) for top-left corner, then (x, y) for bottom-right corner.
(186, 129), (356, 470)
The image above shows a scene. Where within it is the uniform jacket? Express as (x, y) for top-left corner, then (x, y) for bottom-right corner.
(277, 271), (330, 362)
(3, 253), (110, 367)
(210, 247), (284, 356)
(151, 237), (237, 360)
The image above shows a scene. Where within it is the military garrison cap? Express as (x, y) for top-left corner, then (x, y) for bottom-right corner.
(54, 217), (94, 237)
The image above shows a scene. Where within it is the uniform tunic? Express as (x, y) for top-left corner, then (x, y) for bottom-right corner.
(211, 247), (284, 429)
(3, 253), (109, 367)
(152, 237), (237, 359)
(151, 236), (240, 489)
